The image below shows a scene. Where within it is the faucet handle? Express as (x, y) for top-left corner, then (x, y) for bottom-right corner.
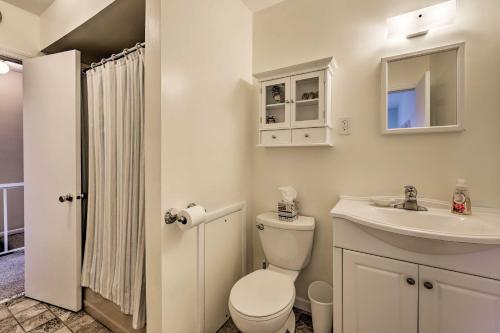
(404, 185), (418, 199)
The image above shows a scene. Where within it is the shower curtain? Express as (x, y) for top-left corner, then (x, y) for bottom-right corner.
(81, 48), (146, 329)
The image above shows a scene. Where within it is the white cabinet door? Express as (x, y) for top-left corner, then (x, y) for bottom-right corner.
(23, 50), (82, 311)
(204, 211), (243, 332)
(291, 70), (325, 128)
(419, 266), (500, 333)
(343, 250), (418, 333)
(260, 77), (290, 129)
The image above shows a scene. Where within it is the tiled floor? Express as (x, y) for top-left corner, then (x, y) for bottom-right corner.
(217, 307), (314, 333)
(0, 296), (111, 333)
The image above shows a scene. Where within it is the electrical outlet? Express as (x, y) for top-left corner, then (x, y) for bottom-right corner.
(338, 117), (352, 135)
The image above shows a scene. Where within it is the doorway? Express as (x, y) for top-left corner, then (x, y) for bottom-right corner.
(0, 56), (25, 303)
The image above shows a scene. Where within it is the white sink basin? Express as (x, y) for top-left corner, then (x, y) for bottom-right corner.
(330, 197), (500, 244)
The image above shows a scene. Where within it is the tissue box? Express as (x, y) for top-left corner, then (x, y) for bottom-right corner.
(278, 200), (299, 221)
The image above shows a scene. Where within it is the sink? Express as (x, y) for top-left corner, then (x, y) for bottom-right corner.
(330, 196), (500, 245)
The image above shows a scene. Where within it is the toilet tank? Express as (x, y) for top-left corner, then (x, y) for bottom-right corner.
(257, 212), (315, 271)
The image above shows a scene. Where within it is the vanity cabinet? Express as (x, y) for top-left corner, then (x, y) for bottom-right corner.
(343, 250), (418, 333)
(419, 266), (500, 333)
(254, 57), (335, 147)
(341, 249), (500, 333)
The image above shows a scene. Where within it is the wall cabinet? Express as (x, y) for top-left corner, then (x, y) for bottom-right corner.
(254, 57), (335, 147)
(342, 250), (500, 333)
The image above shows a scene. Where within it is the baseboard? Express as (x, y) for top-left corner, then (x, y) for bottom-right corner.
(294, 296), (311, 313)
(83, 288), (146, 333)
(0, 228), (24, 237)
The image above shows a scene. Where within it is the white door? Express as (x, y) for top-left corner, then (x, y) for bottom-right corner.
(291, 70), (325, 128)
(260, 77), (290, 129)
(414, 71), (430, 127)
(343, 250), (418, 333)
(23, 50), (82, 311)
(419, 265), (500, 333)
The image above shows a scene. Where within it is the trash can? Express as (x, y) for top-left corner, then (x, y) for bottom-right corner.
(308, 281), (333, 333)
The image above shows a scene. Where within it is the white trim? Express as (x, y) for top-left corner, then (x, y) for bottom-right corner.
(381, 42), (465, 135)
(0, 182), (24, 190)
(294, 296), (311, 313)
(0, 227), (24, 237)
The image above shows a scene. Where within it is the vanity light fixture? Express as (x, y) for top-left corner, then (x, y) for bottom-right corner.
(387, 0), (456, 39)
(0, 61), (10, 74)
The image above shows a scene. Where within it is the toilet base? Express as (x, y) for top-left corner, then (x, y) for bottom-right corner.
(278, 311), (295, 333)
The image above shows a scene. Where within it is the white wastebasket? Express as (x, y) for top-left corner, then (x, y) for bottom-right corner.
(308, 281), (333, 333)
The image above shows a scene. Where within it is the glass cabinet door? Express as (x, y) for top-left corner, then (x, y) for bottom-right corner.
(260, 77), (290, 129)
(291, 71), (325, 127)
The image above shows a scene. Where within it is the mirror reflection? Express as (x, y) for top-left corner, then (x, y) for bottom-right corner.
(386, 49), (458, 129)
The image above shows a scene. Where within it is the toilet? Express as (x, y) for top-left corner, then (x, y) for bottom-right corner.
(229, 212), (315, 333)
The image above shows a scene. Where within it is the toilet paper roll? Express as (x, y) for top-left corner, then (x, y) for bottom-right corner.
(177, 205), (206, 230)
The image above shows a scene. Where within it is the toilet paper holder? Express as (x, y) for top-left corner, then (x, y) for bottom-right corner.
(164, 203), (197, 225)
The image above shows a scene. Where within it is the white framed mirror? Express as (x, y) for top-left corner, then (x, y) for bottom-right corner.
(381, 43), (464, 134)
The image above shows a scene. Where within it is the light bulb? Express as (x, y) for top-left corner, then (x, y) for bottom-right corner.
(0, 61), (10, 74)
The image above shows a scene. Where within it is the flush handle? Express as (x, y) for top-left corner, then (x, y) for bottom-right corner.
(406, 277), (415, 286)
(424, 281), (434, 290)
(256, 224), (264, 230)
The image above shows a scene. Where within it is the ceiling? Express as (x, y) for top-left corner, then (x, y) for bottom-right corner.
(2, 0), (55, 15)
(42, 0), (145, 64)
(241, 0), (287, 12)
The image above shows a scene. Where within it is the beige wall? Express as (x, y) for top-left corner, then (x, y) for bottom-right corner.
(0, 70), (24, 232)
(252, 0), (500, 302)
(159, 0), (253, 331)
(40, 0), (115, 49)
(0, 0), (39, 56)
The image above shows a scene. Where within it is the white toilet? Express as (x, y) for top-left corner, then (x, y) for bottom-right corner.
(229, 212), (315, 333)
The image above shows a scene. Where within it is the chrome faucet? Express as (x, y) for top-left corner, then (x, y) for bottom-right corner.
(394, 185), (428, 211)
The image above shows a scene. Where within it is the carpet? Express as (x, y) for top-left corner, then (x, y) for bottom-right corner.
(0, 250), (24, 302)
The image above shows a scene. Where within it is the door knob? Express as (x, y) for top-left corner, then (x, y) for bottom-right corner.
(424, 281), (434, 290)
(256, 224), (264, 230)
(406, 277), (415, 285)
(58, 194), (73, 203)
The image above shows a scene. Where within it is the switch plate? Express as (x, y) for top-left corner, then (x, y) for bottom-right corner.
(338, 117), (352, 135)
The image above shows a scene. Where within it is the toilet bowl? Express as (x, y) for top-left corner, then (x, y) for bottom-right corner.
(229, 212), (315, 333)
(229, 269), (296, 333)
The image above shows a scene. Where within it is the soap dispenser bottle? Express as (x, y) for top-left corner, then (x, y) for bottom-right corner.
(452, 179), (471, 215)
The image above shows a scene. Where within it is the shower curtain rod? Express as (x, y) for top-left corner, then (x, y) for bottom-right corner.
(82, 42), (145, 73)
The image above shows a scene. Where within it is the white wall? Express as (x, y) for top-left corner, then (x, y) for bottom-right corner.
(0, 69), (24, 232)
(252, 0), (500, 303)
(39, 0), (115, 49)
(0, 0), (39, 56)
(158, 0), (253, 331)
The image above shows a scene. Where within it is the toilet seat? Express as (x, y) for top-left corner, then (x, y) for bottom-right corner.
(229, 269), (295, 319)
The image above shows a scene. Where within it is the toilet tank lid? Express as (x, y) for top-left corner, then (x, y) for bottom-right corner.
(257, 212), (315, 231)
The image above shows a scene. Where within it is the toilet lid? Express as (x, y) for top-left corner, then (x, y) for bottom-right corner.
(229, 269), (295, 318)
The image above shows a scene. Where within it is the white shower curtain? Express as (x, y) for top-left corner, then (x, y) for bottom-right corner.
(81, 48), (146, 329)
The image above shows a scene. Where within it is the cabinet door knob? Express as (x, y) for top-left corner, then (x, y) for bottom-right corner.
(285, 100), (290, 104)
(406, 277), (415, 285)
(290, 99), (295, 103)
(304, 133), (310, 138)
(271, 135), (277, 139)
(424, 281), (434, 290)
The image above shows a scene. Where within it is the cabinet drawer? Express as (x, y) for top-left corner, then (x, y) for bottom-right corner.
(292, 127), (327, 145)
(260, 130), (291, 145)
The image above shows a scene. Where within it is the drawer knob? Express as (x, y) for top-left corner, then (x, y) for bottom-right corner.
(424, 281), (434, 290)
(406, 277), (415, 285)
(304, 133), (310, 138)
(272, 135), (277, 139)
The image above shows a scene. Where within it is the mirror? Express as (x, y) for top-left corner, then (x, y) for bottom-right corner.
(381, 43), (464, 134)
